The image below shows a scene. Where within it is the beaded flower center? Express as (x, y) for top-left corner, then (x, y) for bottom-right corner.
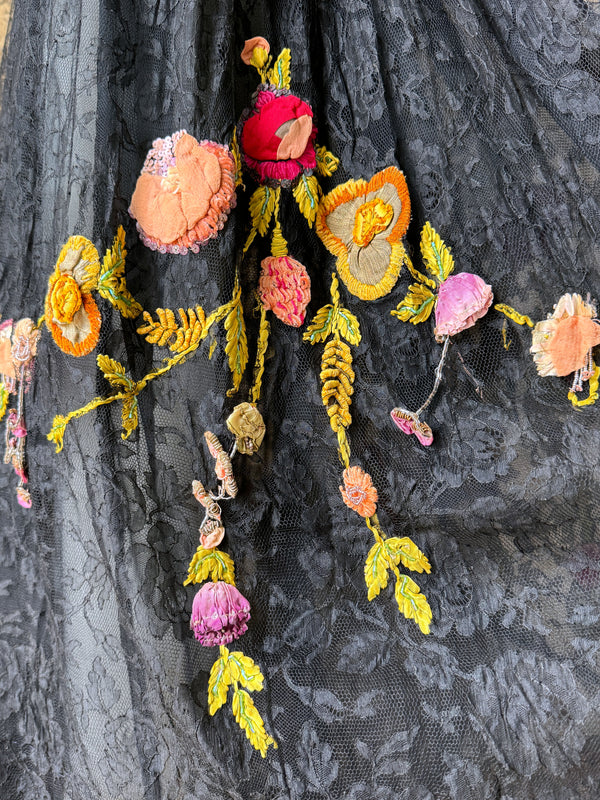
(352, 198), (394, 247)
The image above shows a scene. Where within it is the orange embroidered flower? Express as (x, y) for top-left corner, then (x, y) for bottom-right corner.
(531, 293), (600, 377)
(316, 166), (411, 301)
(45, 236), (102, 356)
(339, 466), (378, 518)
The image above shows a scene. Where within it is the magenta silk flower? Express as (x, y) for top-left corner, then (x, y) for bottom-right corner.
(190, 581), (251, 646)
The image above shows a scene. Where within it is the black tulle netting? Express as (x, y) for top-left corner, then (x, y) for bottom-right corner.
(1, 1), (600, 798)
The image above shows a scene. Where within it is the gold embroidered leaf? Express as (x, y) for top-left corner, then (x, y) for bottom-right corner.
(0, 382), (8, 422)
(303, 304), (335, 345)
(121, 395), (139, 440)
(315, 145), (340, 177)
(227, 651), (265, 692)
(320, 338), (354, 434)
(183, 547), (236, 586)
(137, 307), (178, 347)
(224, 282), (248, 397)
(364, 541), (391, 601)
(97, 226), (143, 319)
(385, 537), (431, 574)
(208, 652), (232, 715)
(269, 47), (291, 89)
(391, 283), (436, 325)
(251, 307), (270, 404)
(231, 688), (277, 757)
(97, 354), (134, 391)
(394, 574), (432, 634)
(249, 186), (278, 237)
(420, 222), (454, 284)
(171, 307), (206, 353)
(47, 414), (68, 453)
(293, 175), (320, 227)
(230, 127), (244, 189)
(334, 307), (361, 346)
(138, 306), (207, 354)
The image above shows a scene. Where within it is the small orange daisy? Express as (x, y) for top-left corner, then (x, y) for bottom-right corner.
(339, 465), (378, 518)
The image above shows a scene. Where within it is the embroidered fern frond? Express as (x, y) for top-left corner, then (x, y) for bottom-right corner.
(208, 650), (232, 715)
(136, 306), (207, 354)
(394, 574), (432, 635)
(224, 281), (248, 397)
(420, 222), (454, 284)
(231, 687), (277, 758)
(315, 145), (340, 177)
(293, 175), (320, 227)
(391, 283), (436, 325)
(384, 537), (431, 574)
(320, 337), (354, 466)
(96, 226), (143, 319)
(249, 185), (278, 237)
(269, 47), (291, 89)
(183, 546), (236, 586)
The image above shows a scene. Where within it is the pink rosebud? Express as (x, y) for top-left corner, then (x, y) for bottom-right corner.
(391, 408), (434, 447)
(190, 582), (250, 647)
(434, 272), (493, 341)
(259, 256), (311, 327)
(199, 518), (225, 550)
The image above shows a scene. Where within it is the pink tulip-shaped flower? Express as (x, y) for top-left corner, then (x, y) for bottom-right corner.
(434, 272), (493, 341)
(190, 582), (251, 646)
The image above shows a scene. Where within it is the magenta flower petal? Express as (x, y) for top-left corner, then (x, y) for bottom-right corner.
(391, 408), (434, 447)
(190, 582), (251, 647)
(434, 272), (493, 340)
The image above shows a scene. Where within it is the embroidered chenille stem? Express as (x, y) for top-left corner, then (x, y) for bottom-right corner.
(494, 303), (534, 328)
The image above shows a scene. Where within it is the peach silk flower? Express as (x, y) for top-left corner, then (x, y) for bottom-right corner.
(339, 466), (378, 518)
(531, 293), (600, 377)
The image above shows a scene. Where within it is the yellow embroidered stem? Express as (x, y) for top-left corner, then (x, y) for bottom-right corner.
(568, 363), (600, 408)
(250, 305), (270, 404)
(270, 190), (288, 256)
(494, 303), (534, 328)
(366, 514), (385, 544)
(48, 392), (130, 453)
(35, 315), (46, 329)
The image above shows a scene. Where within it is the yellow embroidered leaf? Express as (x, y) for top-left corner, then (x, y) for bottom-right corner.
(97, 226), (143, 319)
(391, 283), (436, 325)
(0, 382), (8, 422)
(394, 574), (432, 634)
(315, 145), (340, 177)
(47, 414), (68, 453)
(171, 307), (206, 353)
(303, 304), (335, 345)
(183, 547), (236, 586)
(334, 307), (361, 346)
(137, 308), (178, 347)
(364, 541), (391, 601)
(248, 185), (277, 237)
(231, 688), (277, 757)
(385, 537), (431, 574)
(293, 175), (320, 227)
(227, 651), (265, 692)
(121, 395), (139, 440)
(224, 282), (248, 397)
(403, 249), (436, 290)
(230, 127), (244, 189)
(208, 653), (232, 715)
(320, 338), (354, 434)
(494, 303), (534, 328)
(204, 299), (235, 334)
(97, 354), (134, 391)
(420, 222), (454, 284)
(251, 307), (270, 404)
(269, 47), (291, 89)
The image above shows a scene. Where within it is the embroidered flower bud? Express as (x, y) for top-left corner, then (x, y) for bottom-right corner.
(340, 465), (378, 518)
(199, 518), (225, 550)
(259, 256), (311, 327)
(190, 581), (251, 646)
(391, 408), (433, 447)
(241, 36), (270, 67)
(434, 272), (493, 341)
(226, 402), (266, 454)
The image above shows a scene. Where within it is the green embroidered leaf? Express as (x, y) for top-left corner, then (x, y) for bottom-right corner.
(391, 283), (436, 325)
(364, 541), (391, 601)
(208, 652), (233, 715)
(394, 574), (432, 634)
(334, 307), (361, 346)
(385, 537), (431, 574)
(231, 688), (277, 757)
(97, 354), (135, 391)
(227, 651), (265, 692)
(269, 47), (291, 89)
(97, 226), (143, 319)
(248, 186), (277, 237)
(420, 222), (454, 284)
(183, 547), (236, 586)
(293, 175), (320, 227)
(121, 395), (139, 440)
(303, 304), (335, 344)
(224, 281), (248, 397)
(315, 145), (340, 177)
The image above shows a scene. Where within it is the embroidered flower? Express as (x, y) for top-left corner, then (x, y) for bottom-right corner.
(259, 256), (311, 326)
(241, 37), (270, 67)
(199, 518), (225, 550)
(226, 403), (266, 454)
(204, 431), (238, 498)
(45, 238), (102, 357)
(316, 166), (411, 300)
(190, 581), (251, 646)
(239, 88), (317, 183)
(390, 408), (434, 447)
(530, 293), (600, 377)
(434, 272), (493, 342)
(339, 465), (378, 518)
(129, 131), (236, 254)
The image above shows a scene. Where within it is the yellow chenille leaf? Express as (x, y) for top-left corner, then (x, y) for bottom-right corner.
(208, 653), (232, 715)
(303, 304), (335, 345)
(249, 185), (277, 237)
(97, 354), (134, 391)
(334, 307), (361, 346)
(385, 537), (431, 574)
(320, 338), (354, 435)
(269, 47), (291, 89)
(96, 226), (143, 319)
(0, 382), (8, 422)
(315, 145), (340, 177)
(293, 175), (320, 227)
(171, 307), (206, 353)
(120, 395), (139, 440)
(420, 222), (454, 284)
(227, 651), (265, 692)
(391, 283), (436, 325)
(494, 303), (534, 328)
(231, 688), (277, 757)
(251, 307), (270, 404)
(394, 574), (432, 634)
(364, 541), (391, 601)
(224, 281), (248, 397)
(230, 127), (244, 189)
(183, 547), (236, 586)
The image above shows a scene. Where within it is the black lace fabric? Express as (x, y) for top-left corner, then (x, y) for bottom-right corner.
(1, 1), (600, 798)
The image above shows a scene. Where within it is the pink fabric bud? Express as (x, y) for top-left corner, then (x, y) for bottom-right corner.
(190, 581), (250, 647)
(259, 256), (311, 327)
(434, 272), (493, 340)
